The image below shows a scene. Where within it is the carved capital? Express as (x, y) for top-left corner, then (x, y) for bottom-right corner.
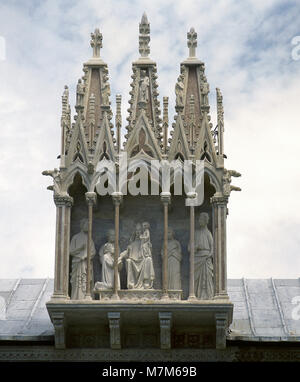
(85, 191), (97, 205)
(215, 312), (228, 350)
(160, 191), (171, 205)
(54, 194), (73, 207)
(51, 312), (66, 349)
(112, 191), (123, 206)
(210, 195), (228, 206)
(108, 312), (121, 349)
(159, 312), (172, 350)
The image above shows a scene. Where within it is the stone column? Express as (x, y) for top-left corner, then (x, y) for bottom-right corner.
(161, 192), (171, 299)
(187, 192), (197, 300)
(211, 195), (229, 300)
(52, 194), (73, 300)
(112, 192), (123, 300)
(159, 312), (172, 349)
(108, 312), (121, 349)
(85, 192), (97, 300)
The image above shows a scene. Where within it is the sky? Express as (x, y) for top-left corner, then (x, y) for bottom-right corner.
(0, 0), (300, 279)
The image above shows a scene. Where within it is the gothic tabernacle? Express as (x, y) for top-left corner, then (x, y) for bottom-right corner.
(43, 13), (241, 351)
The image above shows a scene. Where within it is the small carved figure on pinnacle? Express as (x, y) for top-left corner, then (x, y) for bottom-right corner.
(76, 79), (85, 107)
(90, 28), (102, 58)
(101, 77), (111, 106)
(139, 70), (150, 103)
(200, 76), (210, 107)
(187, 27), (197, 58)
(175, 74), (185, 107)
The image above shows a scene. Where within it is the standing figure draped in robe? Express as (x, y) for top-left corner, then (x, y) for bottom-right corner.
(161, 228), (182, 290)
(192, 212), (214, 299)
(70, 218), (95, 299)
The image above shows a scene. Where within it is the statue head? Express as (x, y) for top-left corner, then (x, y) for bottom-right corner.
(107, 229), (115, 243)
(80, 218), (88, 233)
(167, 228), (174, 240)
(199, 212), (209, 227)
(142, 221), (150, 231)
(135, 223), (142, 237)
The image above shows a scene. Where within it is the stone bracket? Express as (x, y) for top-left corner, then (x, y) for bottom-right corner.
(215, 312), (228, 350)
(159, 312), (172, 350)
(52, 311), (66, 350)
(108, 312), (121, 349)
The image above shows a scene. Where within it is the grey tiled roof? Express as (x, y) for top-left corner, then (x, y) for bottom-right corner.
(0, 278), (300, 342)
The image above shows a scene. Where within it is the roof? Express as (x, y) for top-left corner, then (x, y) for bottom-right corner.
(0, 278), (300, 342)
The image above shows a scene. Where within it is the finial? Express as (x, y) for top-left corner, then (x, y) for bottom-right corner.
(189, 94), (195, 152)
(163, 97), (169, 155)
(139, 12), (150, 58)
(216, 88), (224, 156)
(62, 85), (69, 116)
(116, 95), (122, 154)
(90, 28), (103, 58)
(187, 27), (197, 58)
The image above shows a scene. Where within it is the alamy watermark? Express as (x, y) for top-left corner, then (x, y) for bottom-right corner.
(291, 36), (300, 60)
(95, 153), (205, 206)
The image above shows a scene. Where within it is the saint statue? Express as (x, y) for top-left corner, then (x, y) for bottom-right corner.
(101, 75), (110, 106)
(191, 212), (214, 299)
(200, 77), (209, 106)
(139, 71), (149, 103)
(70, 218), (95, 299)
(161, 228), (182, 290)
(175, 74), (184, 107)
(120, 222), (155, 289)
(76, 79), (84, 107)
(96, 229), (122, 289)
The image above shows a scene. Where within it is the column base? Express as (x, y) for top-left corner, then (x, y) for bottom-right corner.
(213, 293), (230, 301)
(51, 294), (70, 301)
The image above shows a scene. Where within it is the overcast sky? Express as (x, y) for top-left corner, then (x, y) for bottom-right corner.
(0, 0), (300, 279)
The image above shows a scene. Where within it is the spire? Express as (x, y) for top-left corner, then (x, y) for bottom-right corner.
(187, 27), (197, 59)
(90, 28), (102, 58)
(139, 12), (150, 59)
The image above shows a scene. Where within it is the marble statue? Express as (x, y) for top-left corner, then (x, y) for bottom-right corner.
(200, 76), (209, 106)
(161, 228), (182, 290)
(70, 218), (95, 299)
(139, 71), (149, 103)
(192, 212), (214, 299)
(76, 79), (85, 107)
(175, 74), (184, 107)
(97, 229), (122, 289)
(101, 74), (110, 106)
(120, 222), (155, 289)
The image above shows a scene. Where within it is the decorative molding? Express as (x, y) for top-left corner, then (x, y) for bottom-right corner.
(94, 289), (182, 301)
(51, 312), (66, 349)
(53, 194), (73, 207)
(215, 312), (228, 350)
(159, 312), (172, 350)
(85, 191), (97, 205)
(108, 312), (121, 349)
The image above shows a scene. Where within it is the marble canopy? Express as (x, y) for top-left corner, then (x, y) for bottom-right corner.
(42, 14), (242, 351)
